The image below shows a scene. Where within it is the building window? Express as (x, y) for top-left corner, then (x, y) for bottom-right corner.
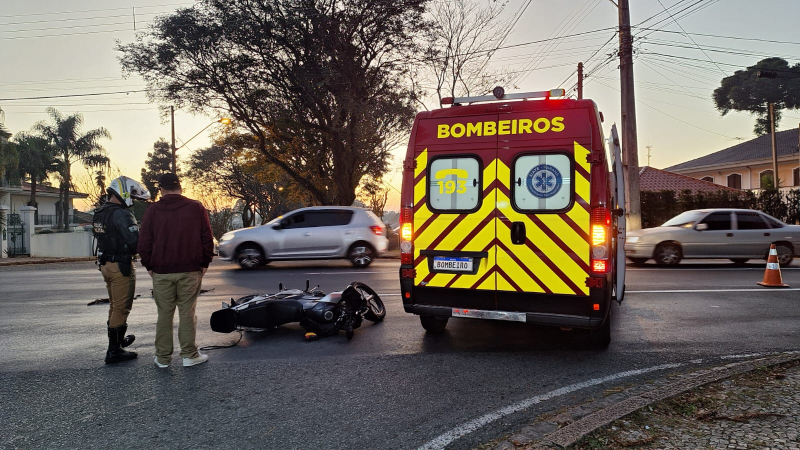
(700, 176), (714, 183)
(759, 170), (774, 189)
(794, 167), (799, 187)
(727, 173), (741, 189)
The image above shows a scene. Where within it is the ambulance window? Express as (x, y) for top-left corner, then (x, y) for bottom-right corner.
(512, 153), (572, 212)
(428, 157), (481, 212)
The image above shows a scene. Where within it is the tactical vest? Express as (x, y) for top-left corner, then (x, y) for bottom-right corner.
(93, 204), (124, 258)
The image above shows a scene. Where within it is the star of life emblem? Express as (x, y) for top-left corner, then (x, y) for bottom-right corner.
(525, 164), (562, 199)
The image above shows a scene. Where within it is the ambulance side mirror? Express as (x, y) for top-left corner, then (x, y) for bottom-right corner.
(696, 223), (709, 231)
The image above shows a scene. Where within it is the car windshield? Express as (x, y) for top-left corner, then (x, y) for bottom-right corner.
(660, 211), (706, 227)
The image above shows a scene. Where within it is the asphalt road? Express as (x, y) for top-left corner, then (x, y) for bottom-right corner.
(1, 257), (798, 449)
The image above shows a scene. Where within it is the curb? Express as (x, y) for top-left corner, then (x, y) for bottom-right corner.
(494, 352), (800, 449)
(0, 257), (95, 267)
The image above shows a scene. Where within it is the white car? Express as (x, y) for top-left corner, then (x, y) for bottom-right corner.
(217, 206), (389, 269)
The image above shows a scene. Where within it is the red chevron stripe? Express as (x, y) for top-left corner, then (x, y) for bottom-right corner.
(575, 162), (590, 182)
(495, 266), (523, 292)
(414, 170), (425, 187)
(498, 220), (585, 296)
(559, 213), (590, 243)
(528, 215), (591, 273)
(470, 266), (496, 290)
(576, 197), (590, 214)
(496, 240), (552, 294)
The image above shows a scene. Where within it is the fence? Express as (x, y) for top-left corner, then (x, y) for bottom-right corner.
(37, 215), (79, 226)
(641, 188), (800, 229)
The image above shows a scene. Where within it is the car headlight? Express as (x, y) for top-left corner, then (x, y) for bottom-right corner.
(627, 236), (640, 244)
(219, 233), (234, 243)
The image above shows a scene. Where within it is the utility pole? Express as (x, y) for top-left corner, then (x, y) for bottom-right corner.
(618, 0), (642, 231)
(577, 62), (584, 99)
(170, 106), (176, 174)
(769, 103), (778, 188)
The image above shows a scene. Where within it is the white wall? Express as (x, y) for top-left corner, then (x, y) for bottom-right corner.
(31, 226), (94, 258)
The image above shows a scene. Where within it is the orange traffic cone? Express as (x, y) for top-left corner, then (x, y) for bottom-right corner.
(757, 244), (790, 288)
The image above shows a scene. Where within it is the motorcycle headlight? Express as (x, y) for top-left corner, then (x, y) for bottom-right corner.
(627, 236), (640, 244)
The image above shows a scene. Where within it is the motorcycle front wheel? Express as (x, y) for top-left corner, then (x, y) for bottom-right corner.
(352, 282), (386, 322)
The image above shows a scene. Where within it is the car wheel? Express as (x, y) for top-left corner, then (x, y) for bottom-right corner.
(348, 243), (375, 268)
(730, 258), (749, 265)
(775, 244), (794, 266)
(420, 315), (448, 334)
(628, 257), (648, 266)
(237, 244), (264, 269)
(654, 243), (682, 266)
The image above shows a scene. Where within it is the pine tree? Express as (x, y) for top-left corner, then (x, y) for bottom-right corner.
(140, 138), (174, 200)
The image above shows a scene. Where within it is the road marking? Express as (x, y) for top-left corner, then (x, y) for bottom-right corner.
(302, 271), (394, 275)
(721, 353), (764, 360)
(627, 288), (800, 293)
(417, 363), (683, 450)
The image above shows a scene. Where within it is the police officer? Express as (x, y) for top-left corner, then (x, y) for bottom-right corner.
(93, 176), (150, 364)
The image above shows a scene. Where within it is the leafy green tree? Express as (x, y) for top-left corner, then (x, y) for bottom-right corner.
(34, 108), (110, 229)
(13, 132), (57, 223)
(140, 138), (174, 200)
(118, 0), (425, 206)
(186, 132), (302, 227)
(0, 123), (17, 185)
(713, 57), (800, 135)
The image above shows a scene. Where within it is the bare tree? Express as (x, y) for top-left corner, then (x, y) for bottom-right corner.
(416, 0), (514, 109)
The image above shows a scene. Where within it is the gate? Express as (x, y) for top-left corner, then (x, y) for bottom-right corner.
(7, 213), (27, 256)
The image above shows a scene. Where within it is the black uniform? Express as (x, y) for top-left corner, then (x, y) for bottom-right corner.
(92, 202), (140, 364)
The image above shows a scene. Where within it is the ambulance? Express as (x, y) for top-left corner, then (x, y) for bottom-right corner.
(398, 88), (626, 347)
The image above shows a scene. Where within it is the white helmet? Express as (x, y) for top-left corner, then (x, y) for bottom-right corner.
(107, 176), (151, 207)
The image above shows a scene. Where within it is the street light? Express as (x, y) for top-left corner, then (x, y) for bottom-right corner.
(171, 117), (232, 173)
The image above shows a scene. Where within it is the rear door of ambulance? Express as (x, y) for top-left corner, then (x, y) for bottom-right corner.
(411, 113), (498, 310)
(495, 107), (593, 316)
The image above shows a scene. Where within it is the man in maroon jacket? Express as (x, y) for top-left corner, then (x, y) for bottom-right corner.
(138, 173), (214, 368)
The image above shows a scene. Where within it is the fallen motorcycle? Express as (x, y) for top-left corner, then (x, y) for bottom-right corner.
(209, 281), (385, 340)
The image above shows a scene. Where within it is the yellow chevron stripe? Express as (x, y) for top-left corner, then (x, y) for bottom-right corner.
(496, 217), (572, 294)
(415, 148), (428, 179)
(496, 191), (588, 295)
(574, 141), (590, 173)
(495, 245), (546, 293)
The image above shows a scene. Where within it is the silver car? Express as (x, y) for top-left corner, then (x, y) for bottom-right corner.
(625, 209), (799, 266)
(217, 206), (389, 269)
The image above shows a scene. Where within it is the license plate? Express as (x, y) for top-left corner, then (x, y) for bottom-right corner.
(432, 256), (473, 272)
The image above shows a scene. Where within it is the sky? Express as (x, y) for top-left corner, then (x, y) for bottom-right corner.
(3, 0), (800, 213)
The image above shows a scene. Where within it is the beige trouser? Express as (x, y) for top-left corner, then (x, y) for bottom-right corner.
(100, 261), (136, 328)
(152, 271), (203, 364)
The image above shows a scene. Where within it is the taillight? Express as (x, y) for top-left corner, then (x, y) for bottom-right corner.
(400, 207), (413, 265)
(591, 207), (610, 274)
(370, 225), (383, 236)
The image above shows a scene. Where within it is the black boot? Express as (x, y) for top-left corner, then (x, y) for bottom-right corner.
(105, 327), (138, 364)
(118, 324), (135, 348)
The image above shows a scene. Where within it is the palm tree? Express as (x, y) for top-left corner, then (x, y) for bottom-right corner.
(0, 122), (18, 186)
(14, 132), (57, 223)
(34, 108), (110, 229)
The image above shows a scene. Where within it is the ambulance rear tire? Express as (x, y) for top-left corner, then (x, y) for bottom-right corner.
(420, 315), (448, 334)
(589, 314), (611, 349)
(654, 243), (682, 266)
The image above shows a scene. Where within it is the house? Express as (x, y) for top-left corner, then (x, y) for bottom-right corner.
(639, 166), (744, 194)
(665, 128), (800, 192)
(0, 177), (92, 258)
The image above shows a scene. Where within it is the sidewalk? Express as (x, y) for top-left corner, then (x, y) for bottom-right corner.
(487, 353), (800, 449)
(0, 256), (95, 267)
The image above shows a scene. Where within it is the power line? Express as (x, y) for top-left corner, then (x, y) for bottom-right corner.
(1, 2), (191, 19)
(655, 0), (726, 76)
(0, 90), (147, 102)
(632, 27), (800, 46)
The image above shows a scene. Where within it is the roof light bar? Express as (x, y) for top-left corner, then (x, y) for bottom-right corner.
(449, 88), (566, 105)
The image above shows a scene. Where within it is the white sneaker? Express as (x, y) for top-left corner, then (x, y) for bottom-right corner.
(182, 353), (209, 367)
(154, 357), (169, 368)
